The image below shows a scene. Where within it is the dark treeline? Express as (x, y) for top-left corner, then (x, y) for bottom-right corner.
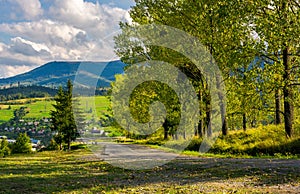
(0, 85), (57, 101)
(0, 85), (110, 101)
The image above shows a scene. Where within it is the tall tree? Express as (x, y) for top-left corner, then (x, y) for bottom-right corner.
(50, 80), (79, 150)
(115, 0), (256, 136)
(249, 0), (300, 137)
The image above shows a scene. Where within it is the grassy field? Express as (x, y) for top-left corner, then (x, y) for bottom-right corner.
(0, 96), (110, 124)
(0, 147), (299, 193)
(76, 96), (110, 120)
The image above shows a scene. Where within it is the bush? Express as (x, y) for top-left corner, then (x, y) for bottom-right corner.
(12, 133), (32, 154)
(46, 138), (60, 151)
(70, 143), (87, 150)
(0, 139), (11, 157)
(185, 137), (203, 151)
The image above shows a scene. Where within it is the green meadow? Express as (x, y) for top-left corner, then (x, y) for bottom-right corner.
(0, 96), (110, 124)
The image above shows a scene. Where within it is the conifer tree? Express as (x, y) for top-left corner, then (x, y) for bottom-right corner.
(50, 80), (79, 150)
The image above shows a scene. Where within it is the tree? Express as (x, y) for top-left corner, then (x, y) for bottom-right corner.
(115, 0), (256, 136)
(12, 133), (32, 154)
(50, 80), (79, 150)
(0, 139), (11, 157)
(13, 107), (27, 122)
(248, 0), (300, 137)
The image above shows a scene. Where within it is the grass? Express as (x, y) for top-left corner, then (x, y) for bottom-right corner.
(210, 124), (300, 157)
(0, 146), (299, 193)
(75, 96), (110, 120)
(128, 124), (300, 159)
(0, 98), (54, 123)
(0, 96), (110, 125)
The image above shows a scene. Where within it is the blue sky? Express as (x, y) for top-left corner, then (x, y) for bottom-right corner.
(0, 0), (135, 78)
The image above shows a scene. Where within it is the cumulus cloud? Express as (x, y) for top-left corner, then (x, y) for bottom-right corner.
(0, 20), (86, 47)
(49, 0), (130, 39)
(8, 0), (43, 20)
(9, 37), (51, 56)
(0, 65), (34, 78)
(0, 0), (132, 78)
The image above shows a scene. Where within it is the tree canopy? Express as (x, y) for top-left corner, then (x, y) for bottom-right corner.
(113, 0), (300, 139)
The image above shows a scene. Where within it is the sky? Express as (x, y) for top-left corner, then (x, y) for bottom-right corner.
(0, 0), (135, 78)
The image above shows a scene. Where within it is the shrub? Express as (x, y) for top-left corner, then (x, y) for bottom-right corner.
(12, 133), (32, 154)
(46, 138), (60, 151)
(0, 139), (11, 157)
(185, 137), (203, 151)
(70, 143), (87, 150)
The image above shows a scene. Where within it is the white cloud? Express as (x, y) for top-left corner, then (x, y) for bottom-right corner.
(0, 0), (131, 78)
(8, 0), (43, 20)
(49, 0), (129, 39)
(0, 64), (34, 78)
(0, 20), (85, 46)
(10, 37), (51, 56)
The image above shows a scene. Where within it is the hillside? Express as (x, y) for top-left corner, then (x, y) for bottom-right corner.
(0, 60), (126, 88)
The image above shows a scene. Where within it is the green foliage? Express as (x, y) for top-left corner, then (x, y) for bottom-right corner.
(114, 0), (300, 140)
(185, 137), (203, 151)
(46, 138), (60, 151)
(50, 80), (79, 150)
(13, 106), (27, 121)
(0, 139), (11, 157)
(70, 143), (88, 150)
(12, 133), (32, 154)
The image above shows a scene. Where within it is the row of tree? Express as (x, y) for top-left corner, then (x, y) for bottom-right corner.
(113, 0), (300, 138)
(0, 85), (57, 101)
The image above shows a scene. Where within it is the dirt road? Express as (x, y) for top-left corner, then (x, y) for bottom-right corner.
(85, 142), (300, 193)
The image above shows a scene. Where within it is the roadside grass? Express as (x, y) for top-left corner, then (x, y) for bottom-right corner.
(210, 124), (300, 157)
(129, 124), (300, 159)
(0, 147), (299, 193)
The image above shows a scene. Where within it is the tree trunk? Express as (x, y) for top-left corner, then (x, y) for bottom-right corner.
(164, 129), (168, 140)
(68, 140), (71, 151)
(163, 121), (168, 140)
(206, 102), (212, 137)
(243, 113), (247, 131)
(275, 89), (282, 125)
(216, 74), (228, 135)
(198, 90), (203, 137)
(198, 119), (203, 137)
(283, 46), (294, 137)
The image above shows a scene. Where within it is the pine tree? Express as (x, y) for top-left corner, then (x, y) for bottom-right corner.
(50, 80), (79, 150)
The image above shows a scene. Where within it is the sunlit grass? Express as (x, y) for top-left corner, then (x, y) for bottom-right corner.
(0, 96), (110, 124)
(0, 147), (299, 193)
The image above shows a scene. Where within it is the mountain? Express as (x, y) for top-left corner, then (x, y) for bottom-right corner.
(0, 60), (126, 89)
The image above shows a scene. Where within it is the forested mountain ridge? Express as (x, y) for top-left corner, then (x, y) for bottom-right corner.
(0, 60), (126, 88)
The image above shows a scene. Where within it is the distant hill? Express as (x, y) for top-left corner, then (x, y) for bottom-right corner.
(0, 60), (126, 89)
